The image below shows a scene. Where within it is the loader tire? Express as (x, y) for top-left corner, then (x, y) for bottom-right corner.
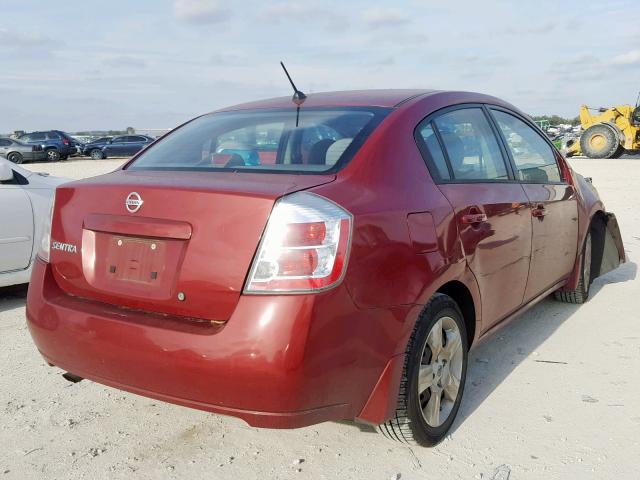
(580, 124), (620, 159)
(611, 145), (625, 158)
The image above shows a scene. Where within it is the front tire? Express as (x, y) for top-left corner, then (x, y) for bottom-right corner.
(554, 231), (592, 304)
(7, 152), (23, 164)
(90, 149), (104, 160)
(377, 294), (468, 447)
(580, 124), (620, 159)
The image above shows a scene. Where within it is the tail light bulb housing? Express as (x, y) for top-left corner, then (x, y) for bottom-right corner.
(244, 192), (352, 293)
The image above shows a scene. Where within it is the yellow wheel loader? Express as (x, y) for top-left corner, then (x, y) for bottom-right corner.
(567, 93), (640, 158)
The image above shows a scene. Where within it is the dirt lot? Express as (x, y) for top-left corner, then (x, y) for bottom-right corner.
(1, 156), (639, 479)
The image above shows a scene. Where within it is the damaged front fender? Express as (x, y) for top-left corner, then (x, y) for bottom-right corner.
(595, 212), (625, 278)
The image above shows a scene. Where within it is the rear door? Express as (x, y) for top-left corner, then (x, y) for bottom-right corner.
(105, 136), (127, 156)
(0, 168), (34, 272)
(416, 106), (532, 330)
(127, 136), (148, 155)
(489, 108), (578, 301)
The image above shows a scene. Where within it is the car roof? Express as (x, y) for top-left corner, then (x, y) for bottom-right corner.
(217, 89), (439, 111)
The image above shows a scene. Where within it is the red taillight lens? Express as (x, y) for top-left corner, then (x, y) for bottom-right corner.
(244, 192), (352, 294)
(63, 139), (70, 145)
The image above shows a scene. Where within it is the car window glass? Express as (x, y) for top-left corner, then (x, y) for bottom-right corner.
(129, 109), (381, 173)
(492, 110), (562, 183)
(0, 139), (11, 146)
(31, 133), (46, 141)
(434, 108), (508, 181)
(133, 136), (148, 142)
(112, 136), (126, 143)
(47, 132), (61, 139)
(417, 123), (450, 180)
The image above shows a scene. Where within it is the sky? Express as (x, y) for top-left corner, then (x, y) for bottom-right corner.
(1, 0), (639, 133)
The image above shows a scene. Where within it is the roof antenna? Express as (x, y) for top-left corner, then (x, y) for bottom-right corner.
(280, 61), (306, 126)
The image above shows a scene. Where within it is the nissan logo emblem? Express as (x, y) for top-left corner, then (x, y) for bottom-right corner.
(125, 192), (144, 213)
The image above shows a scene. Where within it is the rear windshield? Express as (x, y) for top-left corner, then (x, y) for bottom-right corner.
(127, 107), (389, 173)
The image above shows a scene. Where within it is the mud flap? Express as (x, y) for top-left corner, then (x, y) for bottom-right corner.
(598, 213), (625, 277)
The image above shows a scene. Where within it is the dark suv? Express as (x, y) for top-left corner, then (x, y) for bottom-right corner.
(18, 130), (80, 162)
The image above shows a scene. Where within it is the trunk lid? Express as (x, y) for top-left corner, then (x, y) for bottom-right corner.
(50, 170), (334, 321)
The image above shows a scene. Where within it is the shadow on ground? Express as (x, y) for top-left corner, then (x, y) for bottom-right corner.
(0, 283), (28, 314)
(340, 261), (637, 435)
(454, 260), (636, 431)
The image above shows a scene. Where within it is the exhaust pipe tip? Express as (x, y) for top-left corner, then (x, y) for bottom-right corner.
(62, 372), (83, 383)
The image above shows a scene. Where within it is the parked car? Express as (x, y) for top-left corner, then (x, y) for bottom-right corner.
(0, 158), (68, 287)
(82, 135), (154, 159)
(18, 130), (80, 162)
(0, 137), (47, 164)
(26, 89), (625, 446)
(79, 136), (112, 157)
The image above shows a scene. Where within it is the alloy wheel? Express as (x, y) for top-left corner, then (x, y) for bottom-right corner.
(418, 316), (464, 427)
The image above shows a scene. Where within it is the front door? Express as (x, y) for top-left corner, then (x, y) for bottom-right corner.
(417, 106), (532, 330)
(489, 109), (579, 301)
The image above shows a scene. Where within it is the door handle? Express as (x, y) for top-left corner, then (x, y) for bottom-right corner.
(461, 213), (488, 225)
(531, 205), (547, 218)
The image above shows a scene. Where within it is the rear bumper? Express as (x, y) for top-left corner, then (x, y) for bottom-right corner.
(26, 259), (411, 428)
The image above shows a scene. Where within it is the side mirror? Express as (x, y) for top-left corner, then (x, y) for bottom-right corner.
(0, 162), (14, 182)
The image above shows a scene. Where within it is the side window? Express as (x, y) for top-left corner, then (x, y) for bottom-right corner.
(112, 136), (126, 143)
(417, 123), (450, 180)
(0, 139), (11, 146)
(31, 133), (46, 141)
(491, 110), (562, 183)
(47, 132), (61, 140)
(433, 108), (508, 181)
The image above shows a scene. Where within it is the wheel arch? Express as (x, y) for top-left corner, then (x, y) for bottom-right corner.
(435, 280), (476, 350)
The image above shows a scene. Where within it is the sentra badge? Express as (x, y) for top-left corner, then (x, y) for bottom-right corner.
(52, 241), (78, 254)
(125, 192), (144, 213)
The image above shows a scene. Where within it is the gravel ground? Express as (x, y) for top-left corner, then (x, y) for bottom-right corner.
(1, 155), (639, 479)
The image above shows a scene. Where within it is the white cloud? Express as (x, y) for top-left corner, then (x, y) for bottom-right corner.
(104, 55), (147, 69)
(611, 50), (640, 66)
(363, 8), (409, 28)
(0, 28), (52, 48)
(260, 2), (348, 30)
(173, 0), (231, 25)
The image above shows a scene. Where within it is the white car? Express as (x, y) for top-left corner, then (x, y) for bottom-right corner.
(0, 158), (68, 287)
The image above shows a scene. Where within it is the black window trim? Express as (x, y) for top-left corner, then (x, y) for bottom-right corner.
(485, 105), (568, 185)
(414, 103), (517, 185)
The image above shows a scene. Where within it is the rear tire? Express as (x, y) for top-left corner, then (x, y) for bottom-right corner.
(46, 149), (61, 162)
(7, 152), (23, 164)
(554, 231), (592, 304)
(580, 124), (620, 159)
(90, 149), (104, 160)
(377, 293), (468, 447)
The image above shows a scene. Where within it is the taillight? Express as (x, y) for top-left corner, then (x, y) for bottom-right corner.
(62, 139), (70, 145)
(244, 192), (352, 293)
(37, 192), (56, 263)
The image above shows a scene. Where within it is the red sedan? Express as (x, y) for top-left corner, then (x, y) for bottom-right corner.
(26, 89), (624, 446)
